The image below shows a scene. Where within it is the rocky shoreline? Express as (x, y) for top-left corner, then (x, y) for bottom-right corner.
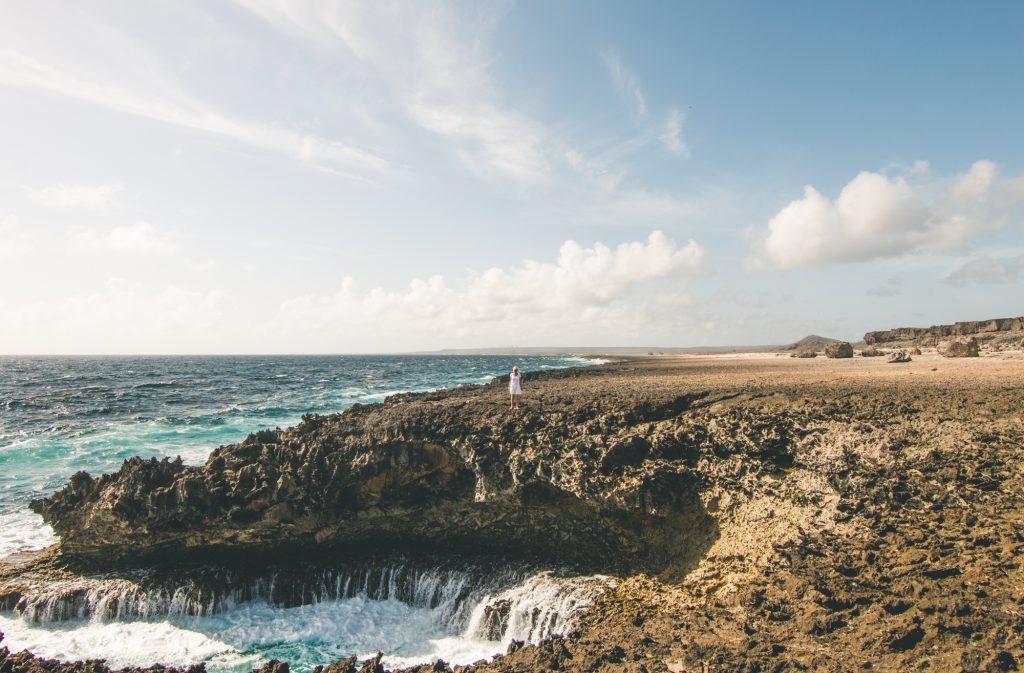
(3, 353), (1023, 672)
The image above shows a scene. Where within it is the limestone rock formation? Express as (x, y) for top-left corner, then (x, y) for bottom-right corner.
(860, 347), (884, 357)
(864, 316), (1023, 346)
(824, 342), (853, 359)
(938, 336), (980, 358)
(887, 349), (912, 363)
(791, 350), (817, 358)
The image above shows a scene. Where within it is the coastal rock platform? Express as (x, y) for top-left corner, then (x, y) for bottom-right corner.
(3, 352), (1023, 672)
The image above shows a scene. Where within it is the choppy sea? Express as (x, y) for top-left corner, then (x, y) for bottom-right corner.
(0, 355), (608, 671)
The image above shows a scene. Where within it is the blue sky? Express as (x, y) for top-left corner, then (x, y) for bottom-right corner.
(0, 1), (1022, 353)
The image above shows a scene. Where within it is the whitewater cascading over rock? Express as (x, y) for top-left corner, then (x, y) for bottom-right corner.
(30, 369), (732, 575)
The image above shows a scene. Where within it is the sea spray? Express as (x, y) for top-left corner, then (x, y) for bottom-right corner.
(464, 572), (609, 644)
(10, 562), (520, 625)
(1, 569), (612, 672)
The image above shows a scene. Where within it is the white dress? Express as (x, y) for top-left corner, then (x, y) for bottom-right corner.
(509, 372), (522, 395)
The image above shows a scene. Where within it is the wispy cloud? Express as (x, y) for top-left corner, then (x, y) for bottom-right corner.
(944, 253), (1024, 286)
(28, 182), (124, 210)
(0, 49), (389, 178)
(601, 51), (690, 162)
(234, 0), (547, 183)
(0, 215), (32, 260)
(603, 52), (647, 118)
(69, 221), (178, 255)
(659, 108), (690, 157)
(234, 0), (701, 222)
(866, 276), (903, 297)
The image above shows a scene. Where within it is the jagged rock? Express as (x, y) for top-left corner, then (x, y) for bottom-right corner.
(887, 350), (912, 363)
(479, 599), (512, 640)
(824, 342), (854, 359)
(31, 380), (726, 575)
(938, 337), (980, 358)
(357, 653), (385, 673)
(256, 661), (290, 673)
(313, 656), (358, 673)
(860, 347), (884, 357)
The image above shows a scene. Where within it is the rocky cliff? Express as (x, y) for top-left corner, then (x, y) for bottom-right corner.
(864, 316), (1024, 346)
(30, 366), (755, 576)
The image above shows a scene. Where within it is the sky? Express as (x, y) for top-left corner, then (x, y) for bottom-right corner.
(1, 0), (1022, 354)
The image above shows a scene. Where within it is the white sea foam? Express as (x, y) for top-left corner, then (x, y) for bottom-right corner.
(0, 615), (250, 670)
(0, 509), (57, 559)
(0, 572), (609, 673)
(566, 356), (611, 365)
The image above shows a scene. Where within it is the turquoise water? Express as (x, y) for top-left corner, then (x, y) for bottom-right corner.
(0, 354), (596, 556)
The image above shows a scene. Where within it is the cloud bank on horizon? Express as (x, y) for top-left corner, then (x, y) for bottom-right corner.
(0, 1), (1022, 353)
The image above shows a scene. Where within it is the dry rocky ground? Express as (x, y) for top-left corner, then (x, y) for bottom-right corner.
(3, 352), (1023, 673)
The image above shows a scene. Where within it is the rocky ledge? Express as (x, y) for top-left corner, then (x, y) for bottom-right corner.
(5, 354), (1024, 672)
(28, 363), (739, 575)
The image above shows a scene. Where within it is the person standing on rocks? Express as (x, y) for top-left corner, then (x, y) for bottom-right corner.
(509, 366), (522, 411)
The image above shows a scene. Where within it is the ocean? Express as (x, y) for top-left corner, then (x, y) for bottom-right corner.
(0, 355), (608, 670)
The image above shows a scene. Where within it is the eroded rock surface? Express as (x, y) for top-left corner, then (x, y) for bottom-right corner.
(30, 366), (741, 575)
(824, 342), (853, 358)
(938, 336), (980, 358)
(7, 355), (1024, 673)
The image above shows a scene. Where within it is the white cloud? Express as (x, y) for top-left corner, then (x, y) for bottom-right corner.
(274, 231), (704, 349)
(235, 0), (546, 183)
(0, 280), (226, 354)
(944, 253), (1024, 286)
(0, 215), (32, 259)
(0, 49), (389, 177)
(28, 182), (124, 209)
(745, 160), (1024, 271)
(659, 108), (690, 157)
(604, 52), (647, 118)
(70, 221), (177, 255)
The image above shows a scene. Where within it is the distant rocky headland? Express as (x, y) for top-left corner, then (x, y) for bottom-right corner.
(864, 315), (1024, 348)
(2, 353), (1023, 673)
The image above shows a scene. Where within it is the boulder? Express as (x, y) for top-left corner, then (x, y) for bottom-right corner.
(937, 337), (980, 358)
(791, 350), (817, 358)
(860, 347), (884, 357)
(909, 347), (922, 356)
(888, 350), (912, 363)
(824, 342), (854, 359)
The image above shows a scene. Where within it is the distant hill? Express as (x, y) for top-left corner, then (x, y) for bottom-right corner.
(783, 334), (843, 351)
